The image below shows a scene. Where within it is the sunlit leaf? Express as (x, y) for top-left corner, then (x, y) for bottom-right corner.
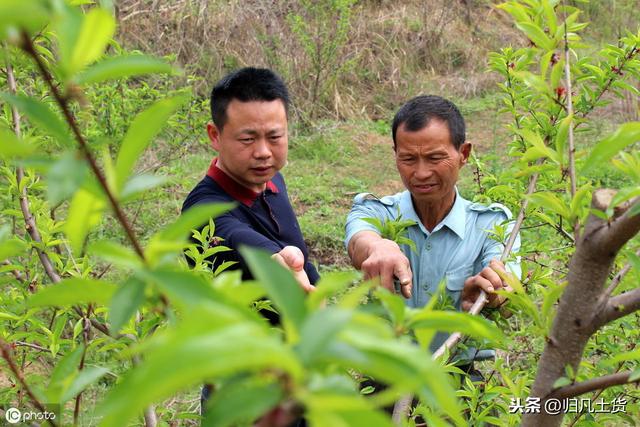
(46, 151), (88, 204)
(76, 54), (177, 85)
(69, 8), (116, 75)
(28, 278), (117, 307)
(0, 94), (72, 146)
(203, 377), (283, 427)
(114, 94), (189, 192)
(582, 122), (640, 172)
(296, 308), (352, 365)
(241, 247), (307, 342)
(407, 310), (504, 344)
(109, 277), (146, 334)
(65, 188), (105, 254)
(97, 312), (302, 427)
(0, 129), (35, 159)
(0, 0), (49, 37)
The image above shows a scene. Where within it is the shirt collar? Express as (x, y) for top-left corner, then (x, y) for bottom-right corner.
(206, 158), (279, 207)
(399, 187), (467, 238)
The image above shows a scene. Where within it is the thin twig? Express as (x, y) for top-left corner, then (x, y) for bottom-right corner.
(5, 43), (62, 285)
(563, 3), (579, 240)
(603, 248), (640, 298)
(14, 341), (49, 352)
(549, 370), (640, 400)
(20, 33), (146, 262)
(0, 339), (58, 427)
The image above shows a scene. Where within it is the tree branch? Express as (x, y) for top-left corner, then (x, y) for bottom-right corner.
(549, 370), (640, 400)
(5, 44), (61, 285)
(563, 3), (578, 241)
(601, 287), (640, 325)
(593, 197), (640, 255)
(603, 247), (640, 298)
(20, 32), (147, 262)
(0, 339), (58, 427)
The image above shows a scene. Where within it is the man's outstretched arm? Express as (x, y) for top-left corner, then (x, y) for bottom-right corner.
(347, 230), (412, 299)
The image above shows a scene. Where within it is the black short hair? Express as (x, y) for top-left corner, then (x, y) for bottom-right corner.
(391, 95), (466, 150)
(210, 67), (290, 130)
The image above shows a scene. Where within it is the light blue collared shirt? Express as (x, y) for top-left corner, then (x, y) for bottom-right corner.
(345, 189), (521, 356)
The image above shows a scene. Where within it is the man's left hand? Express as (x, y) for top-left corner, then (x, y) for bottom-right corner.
(461, 259), (512, 312)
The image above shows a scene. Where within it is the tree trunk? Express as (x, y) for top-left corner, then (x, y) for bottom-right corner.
(522, 190), (640, 426)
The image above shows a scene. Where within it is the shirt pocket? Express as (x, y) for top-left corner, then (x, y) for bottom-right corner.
(445, 264), (474, 309)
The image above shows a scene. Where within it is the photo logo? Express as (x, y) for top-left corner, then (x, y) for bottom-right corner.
(5, 408), (21, 424)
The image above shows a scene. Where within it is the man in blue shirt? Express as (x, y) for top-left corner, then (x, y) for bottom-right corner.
(345, 95), (520, 355)
(182, 67), (319, 293)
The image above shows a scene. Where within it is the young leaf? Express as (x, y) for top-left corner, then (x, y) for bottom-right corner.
(69, 8), (116, 75)
(152, 202), (234, 242)
(295, 308), (352, 365)
(240, 247), (308, 341)
(46, 151), (88, 204)
(65, 188), (105, 254)
(515, 22), (555, 50)
(75, 54), (176, 85)
(28, 278), (117, 307)
(0, 94), (72, 146)
(582, 122), (640, 172)
(0, 129), (35, 159)
(406, 310), (504, 345)
(61, 366), (110, 403)
(109, 277), (146, 334)
(0, 0), (49, 37)
(203, 378), (284, 427)
(97, 318), (302, 427)
(114, 94), (189, 192)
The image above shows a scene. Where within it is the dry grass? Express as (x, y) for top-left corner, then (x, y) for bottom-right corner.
(115, 0), (525, 120)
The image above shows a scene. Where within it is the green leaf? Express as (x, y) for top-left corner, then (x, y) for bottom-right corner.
(46, 151), (88, 204)
(61, 366), (110, 403)
(97, 312), (302, 427)
(374, 288), (406, 327)
(406, 310), (504, 345)
(87, 241), (142, 270)
(0, 0), (49, 37)
(306, 395), (395, 427)
(583, 122), (640, 172)
(0, 129), (35, 159)
(541, 282), (567, 332)
(0, 238), (27, 261)
(554, 113), (572, 166)
(306, 271), (359, 311)
(114, 94), (189, 192)
(109, 277), (146, 334)
(528, 192), (571, 220)
(240, 247), (307, 342)
(120, 174), (168, 201)
(65, 188), (105, 254)
(601, 348), (640, 367)
(140, 269), (221, 311)
(29, 278), (116, 307)
(69, 8), (116, 75)
(75, 54), (176, 85)
(552, 376), (572, 389)
(629, 368), (640, 383)
(0, 94), (72, 146)
(203, 378), (283, 427)
(515, 21), (554, 50)
(49, 345), (84, 387)
(296, 308), (352, 365)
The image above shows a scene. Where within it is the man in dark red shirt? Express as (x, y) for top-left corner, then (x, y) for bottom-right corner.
(182, 67), (319, 292)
